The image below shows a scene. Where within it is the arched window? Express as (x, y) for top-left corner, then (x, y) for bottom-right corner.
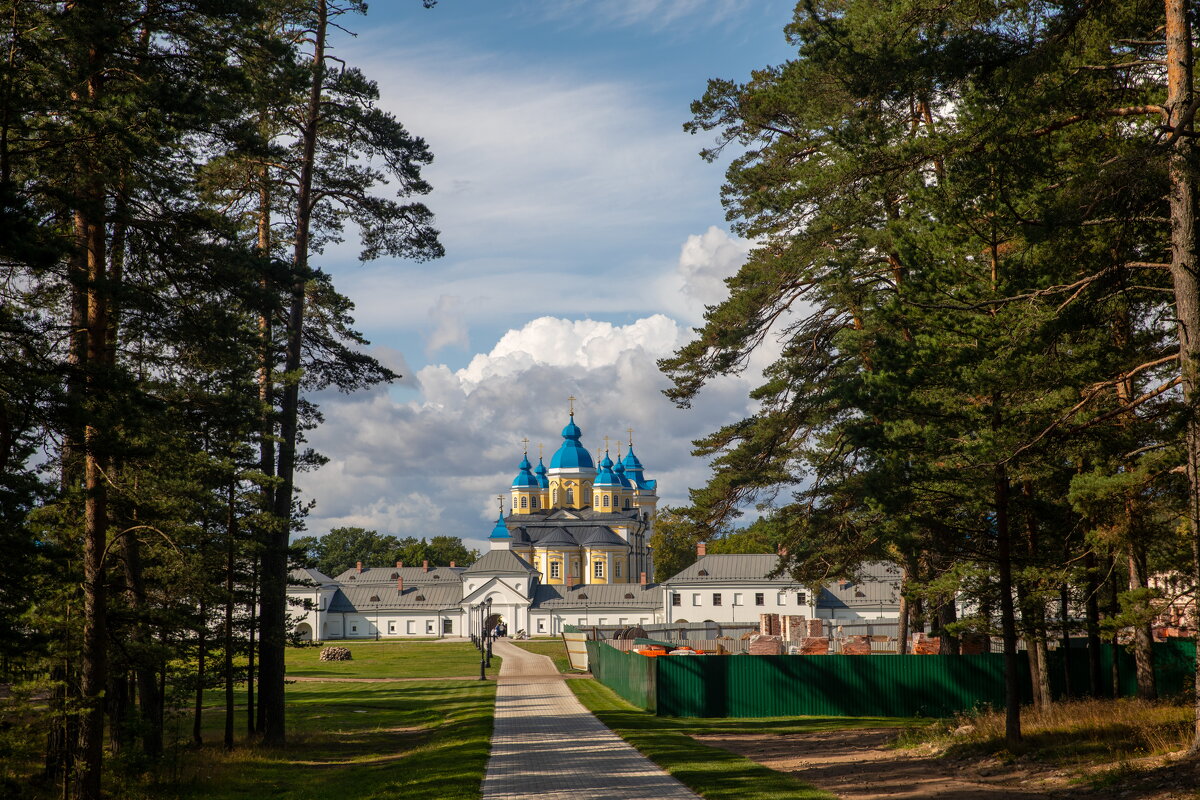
(553, 489), (558, 504)
(624, 497), (631, 509)
(532, 496), (539, 509)
(566, 488), (574, 505)
(520, 496), (528, 508)
(602, 494), (610, 507)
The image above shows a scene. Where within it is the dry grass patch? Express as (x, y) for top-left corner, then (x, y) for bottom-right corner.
(898, 698), (1193, 766)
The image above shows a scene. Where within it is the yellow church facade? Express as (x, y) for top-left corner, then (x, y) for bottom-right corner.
(489, 410), (657, 586)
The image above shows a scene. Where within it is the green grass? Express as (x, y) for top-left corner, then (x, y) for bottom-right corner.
(286, 641), (500, 679)
(509, 638), (583, 673)
(160, 680), (496, 800)
(569, 678), (893, 800)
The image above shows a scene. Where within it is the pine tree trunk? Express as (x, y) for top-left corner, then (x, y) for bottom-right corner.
(897, 563), (910, 656)
(247, 559), (257, 735)
(1128, 549), (1158, 701)
(994, 465), (1022, 747)
(260, 0), (328, 747)
(1084, 550), (1103, 697)
(193, 597), (206, 745)
(1059, 584), (1073, 699)
(225, 483), (236, 750)
(1163, 0), (1200, 754)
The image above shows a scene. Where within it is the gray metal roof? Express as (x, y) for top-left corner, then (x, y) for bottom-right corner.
(333, 565), (465, 584)
(532, 582), (660, 609)
(462, 549), (537, 575)
(819, 562), (901, 608)
(289, 568), (335, 586)
(531, 526), (580, 547)
(327, 582), (463, 612)
(662, 554), (789, 584)
(577, 525), (629, 547)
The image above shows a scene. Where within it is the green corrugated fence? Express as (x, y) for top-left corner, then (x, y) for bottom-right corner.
(589, 639), (1196, 718)
(586, 639), (656, 711)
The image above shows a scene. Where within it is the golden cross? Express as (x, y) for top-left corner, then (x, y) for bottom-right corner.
(627, 427), (634, 447)
(497, 494), (504, 515)
(603, 435), (610, 453)
(568, 395), (575, 416)
(521, 437), (529, 455)
(538, 442), (544, 459)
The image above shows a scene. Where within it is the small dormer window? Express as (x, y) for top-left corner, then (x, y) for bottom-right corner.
(624, 592), (635, 599)
(390, 572), (399, 579)
(697, 569), (709, 577)
(577, 593), (588, 600)
(432, 574), (440, 579)
(369, 595), (380, 602)
(416, 594), (426, 601)
(348, 575), (356, 580)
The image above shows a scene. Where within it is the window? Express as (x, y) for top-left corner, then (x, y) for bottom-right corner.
(713, 593), (722, 606)
(566, 488), (574, 504)
(351, 624), (358, 633)
(755, 592), (765, 606)
(532, 496), (539, 509)
(733, 593), (743, 606)
(553, 489), (559, 504)
(407, 620), (415, 634)
(426, 621), (434, 634)
(777, 591), (787, 606)
(538, 619), (546, 632)
(692, 593), (701, 606)
(302, 599), (313, 610)
(615, 561), (622, 578)
(603, 494), (610, 507)
(577, 618), (586, 625)
(521, 496), (528, 508)
(388, 622), (396, 633)
(550, 562), (561, 579)
(442, 618), (453, 634)
(594, 561), (605, 579)
(672, 593), (681, 607)
(797, 591), (807, 605)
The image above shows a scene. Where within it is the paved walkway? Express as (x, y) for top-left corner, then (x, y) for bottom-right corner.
(481, 639), (700, 800)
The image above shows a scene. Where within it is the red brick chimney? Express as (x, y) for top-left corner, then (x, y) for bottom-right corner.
(422, 559), (429, 572)
(397, 577), (404, 593)
(639, 571), (647, 585)
(696, 542), (706, 557)
(450, 561), (456, 568)
(396, 560), (403, 569)
(356, 560), (363, 573)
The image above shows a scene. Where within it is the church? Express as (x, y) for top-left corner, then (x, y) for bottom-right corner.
(287, 407), (905, 640)
(288, 409), (664, 639)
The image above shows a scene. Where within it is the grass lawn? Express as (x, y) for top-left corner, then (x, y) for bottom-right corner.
(161, 680), (496, 800)
(286, 640), (500, 679)
(569, 678), (910, 800)
(509, 638), (583, 674)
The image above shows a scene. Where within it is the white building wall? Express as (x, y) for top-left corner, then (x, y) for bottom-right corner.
(663, 584), (816, 625)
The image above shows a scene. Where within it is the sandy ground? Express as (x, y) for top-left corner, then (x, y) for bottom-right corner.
(693, 729), (1200, 800)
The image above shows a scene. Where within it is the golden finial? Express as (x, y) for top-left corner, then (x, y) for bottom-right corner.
(521, 437), (529, 455)
(497, 494), (504, 515)
(568, 395), (576, 416)
(603, 435), (610, 453)
(538, 442), (544, 459)
(627, 427), (634, 447)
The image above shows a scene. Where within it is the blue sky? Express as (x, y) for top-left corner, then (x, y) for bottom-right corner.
(302, 0), (798, 550)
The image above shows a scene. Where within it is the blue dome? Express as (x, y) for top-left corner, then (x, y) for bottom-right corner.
(489, 512), (511, 539)
(511, 453), (539, 488)
(613, 460), (633, 489)
(623, 447), (644, 470)
(534, 457), (549, 489)
(549, 415), (595, 470)
(594, 452), (619, 487)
